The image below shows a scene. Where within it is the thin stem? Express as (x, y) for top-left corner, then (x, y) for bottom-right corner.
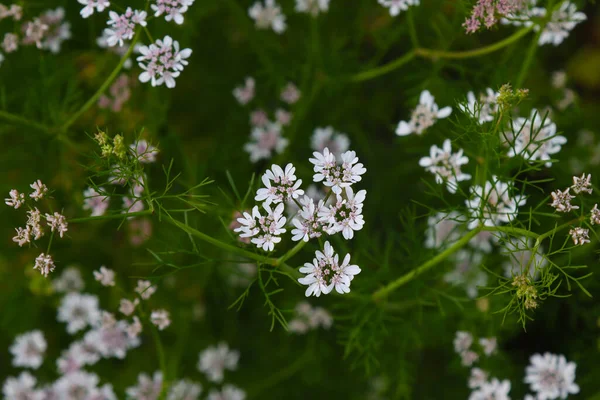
(60, 29), (142, 132)
(0, 110), (51, 132)
(350, 50), (416, 82)
(372, 227), (482, 301)
(480, 225), (539, 239)
(276, 241), (307, 266)
(69, 210), (153, 223)
(515, 29), (541, 88)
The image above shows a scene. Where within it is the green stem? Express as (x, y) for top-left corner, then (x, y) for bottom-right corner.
(480, 225), (539, 239)
(372, 227), (482, 301)
(0, 110), (51, 132)
(277, 241), (307, 265)
(515, 29), (541, 88)
(60, 29), (142, 132)
(350, 50), (416, 82)
(69, 210), (153, 223)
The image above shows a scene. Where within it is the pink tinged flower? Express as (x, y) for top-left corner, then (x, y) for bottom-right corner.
(525, 353), (579, 399)
(309, 148), (366, 194)
(104, 8), (147, 47)
(0, 4), (22, 21)
(34, 253), (55, 277)
(197, 343), (240, 383)
(571, 173), (592, 194)
(119, 298), (139, 316)
(453, 331), (473, 353)
(318, 186), (366, 240)
(131, 139), (159, 163)
(129, 217), (153, 246)
(36, 8), (71, 54)
(78, 0), (111, 18)
(469, 378), (511, 399)
(537, 2), (586, 46)
(123, 196), (145, 215)
(207, 384), (246, 400)
(93, 266), (116, 286)
(298, 241), (361, 297)
(244, 122), (288, 162)
(151, 0), (195, 25)
(2, 33), (18, 53)
(311, 126), (351, 159)
(255, 163), (304, 204)
(275, 108), (292, 126)
(45, 212), (68, 238)
(590, 204), (600, 225)
(461, 350), (479, 366)
(479, 337), (497, 356)
(234, 203), (287, 251)
(280, 82), (300, 104)
(378, 0), (420, 17)
(137, 35), (192, 88)
(291, 196), (328, 242)
(248, 0), (287, 34)
(22, 18), (48, 49)
(2, 372), (43, 400)
(468, 368), (488, 389)
(5, 189), (25, 208)
(12, 226), (31, 247)
(126, 372), (163, 400)
(83, 187), (110, 216)
(549, 188), (578, 213)
(233, 77), (255, 105)
(250, 109), (268, 127)
(10, 330), (47, 369)
(396, 90), (452, 136)
(168, 380), (203, 400)
(295, 0), (330, 16)
(569, 227), (589, 246)
(135, 279), (157, 299)
(26, 208), (44, 240)
(57, 293), (101, 334)
(419, 139), (471, 194)
(150, 309), (171, 330)
(126, 316), (143, 339)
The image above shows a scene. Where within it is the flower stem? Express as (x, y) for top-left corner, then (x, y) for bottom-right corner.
(0, 110), (52, 132)
(480, 225), (539, 239)
(69, 210), (154, 223)
(350, 50), (416, 82)
(276, 241), (307, 266)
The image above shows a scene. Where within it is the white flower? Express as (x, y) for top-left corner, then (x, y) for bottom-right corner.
(131, 139), (160, 163)
(1, 33), (18, 53)
(198, 343), (240, 383)
(504, 110), (566, 167)
(469, 368), (489, 389)
(93, 266), (116, 286)
(248, 0), (287, 34)
(536, 2), (586, 46)
(378, 0), (420, 16)
(318, 186), (366, 239)
(396, 90), (452, 136)
(419, 139), (471, 193)
(119, 298), (139, 316)
(27, 208), (44, 240)
(53, 267), (85, 293)
(244, 122), (289, 162)
(207, 384), (246, 400)
(137, 36), (192, 88)
(83, 187), (110, 216)
(151, 309), (171, 330)
(57, 293), (101, 334)
(571, 173), (592, 194)
(38, 8), (71, 54)
(84, 321), (139, 360)
(5, 189), (25, 208)
(525, 353), (579, 399)
(444, 250), (486, 298)
(126, 316), (143, 339)
(104, 8), (147, 47)
(502, 236), (547, 279)
(126, 371), (163, 400)
(255, 163), (304, 204)
(34, 253), (55, 277)
(459, 88), (499, 124)
(135, 279), (157, 299)
(453, 331), (473, 353)
(234, 203), (287, 251)
(469, 378), (511, 400)
(461, 350), (480, 367)
(298, 241), (361, 296)
(280, 82), (300, 104)
(233, 77), (255, 105)
(10, 331), (47, 369)
(424, 211), (463, 249)
(569, 227), (589, 246)
(250, 109), (269, 127)
(295, 0), (330, 16)
(465, 177), (526, 229)
(2, 372), (43, 400)
(45, 212), (68, 238)
(78, 0), (110, 18)
(549, 188), (578, 213)
(29, 180), (48, 201)
(310, 148), (366, 194)
(311, 126), (350, 159)
(479, 337), (497, 356)
(12, 226), (31, 247)
(168, 380), (203, 400)
(152, 0), (195, 25)
(590, 204), (600, 225)
(290, 196), (328, 242)
(0, 5), (22, 21)
(53, 371), (108, 399)
(275, 108), (292, 125)
(22, 18), (48, 49)
(289, 301), (333, 333)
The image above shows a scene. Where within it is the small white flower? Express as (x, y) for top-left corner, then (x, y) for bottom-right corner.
(444, 250), (486, 298)
(38, 8), (71, 54)
(280, 82), (300, 104)
(502, 236), (547, 279)
(151, 0), (195, 25)
(290, 196), (328, 242)
(275, 108), (292, 126)
(22, 18), (48, 49)
(34, 253), (55, 277)
(234, 203), (287, 251)
(537, 2), (586, 46)
(525, 353), (579, 399)
(10, 330), (47, 369)
(27, 208), (44, 240)
(12, 226), (31, 247)
(459, 88), (499, 124)
(29, 180), (48, 201)
(83, 319), (140, 360)
(58, 293), (101, 334)
(83, 187), (110, 216)
(244, 122), (289, 162)
(45, 212), (68, 238)
(295, 0), (330, 16)
(126, 316), (143, 339)
(469, 378), (511, 400)
(468, 368), (488, 389)
(479, 337), (497, 356)
(131, 139), (159, 163)
(93, 266), (116, 286)
(207, 384), (246, 400)
(378, 0), (420, 16)
(569, 227), (589, 246)
(318, 186), (366, 240)
(465, 177), (526, 229)
(590, 204), (600, 225)
(104, 8), (147, 47)
(2, 372), (43, 400)
(119, 298), (139, 316)
(53, 267), (85, 293)
(126, 372), (163, 400)
(298, 241), (361, 296)
(549, 188), (578, 213)
(419, 139), (471, 193)
(250, 109), (269, 127)
(78, 0), (110, 18)
(53, 371), (106, 399)
(396, 90), (452, 136)
(233, 77), (255, 105)
(255, 163), (304, 204)
(248, 0), (287, 34)
(198, 343), (240, 383)
(289, 301), (333, 333)
(137, 36), (192, 88)
(151, 309), (171, 330)
(571, 173), (592, 194)
(135, 279), (157, 299)
(5, 189), (25, 209)
(168, 379), (203, 400)
(309, 148), (366, 194)
(461, 350), (479, 367)
(504, 109), (566, 167)
(424, 211), (463, 249)
(311, 126), (350, 159)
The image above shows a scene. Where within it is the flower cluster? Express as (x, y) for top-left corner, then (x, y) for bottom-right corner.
(295, 0), (330, 16)
(419, 139), (471, 194)
(466, 177), (526, 229)
(288, 301), (333, 334)
(137, 35), (192, 88)
(378, 0), (420, 17)
(98, 73), (132, 112)
(524, 353), (580, 399)
(311, 126), (350, 159)
(459, 88), (499, 124)
(396, 90), (452, 136)
(463, 0), (524, 33)
(548, 174), (594, 246)
(248, 0), (287, 33)
(195, 342), (246, 399)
